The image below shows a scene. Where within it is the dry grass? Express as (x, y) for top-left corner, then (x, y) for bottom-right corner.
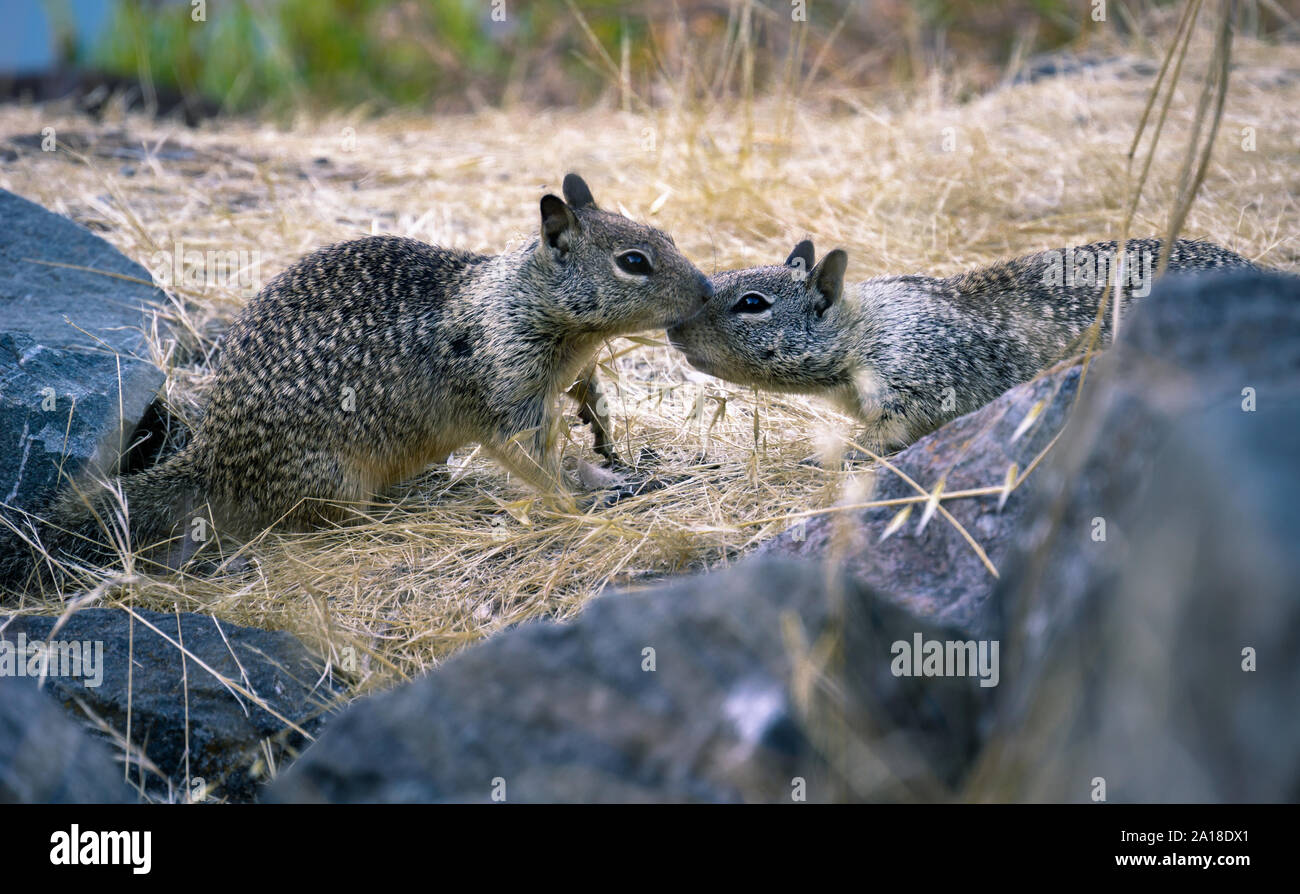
(1, 15), (1296, 700)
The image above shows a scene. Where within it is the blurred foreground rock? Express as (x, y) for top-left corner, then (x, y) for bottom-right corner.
(968, 269), (1300, 802)
(759, 361), (1081, 638)
(1, 609), (342, 802)
(270, 560), (993, 803)
(0, 188), (167, 525)
(0, 675), (135, 803)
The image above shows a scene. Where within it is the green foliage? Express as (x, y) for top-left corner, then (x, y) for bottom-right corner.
(88, 0), (1172, 114)
(92, 0), (636, 113)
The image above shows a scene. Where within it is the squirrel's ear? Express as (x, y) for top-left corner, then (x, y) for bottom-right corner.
(809, 249), (847, 315)
(540, 194), (580, 256)
(785, 240), (815, 271)
(562, 173), (597, 210)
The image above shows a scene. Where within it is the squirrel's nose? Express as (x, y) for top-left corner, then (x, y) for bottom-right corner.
(697, 274), (714, 304)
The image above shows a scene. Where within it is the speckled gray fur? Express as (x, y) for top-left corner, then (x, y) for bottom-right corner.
(3, 174), (711, 589)
(669, 238), (1254, 450)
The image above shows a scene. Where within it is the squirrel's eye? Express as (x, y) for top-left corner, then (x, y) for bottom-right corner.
(731, 292), (771, 314)
(616, 251), (653, 276)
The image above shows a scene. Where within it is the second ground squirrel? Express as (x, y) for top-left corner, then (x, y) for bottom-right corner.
(668, 237), (1254, 452)
(3, 173), (712, 585)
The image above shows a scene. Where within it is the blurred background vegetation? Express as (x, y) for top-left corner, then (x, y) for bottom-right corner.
(3, 0), (1298, 115)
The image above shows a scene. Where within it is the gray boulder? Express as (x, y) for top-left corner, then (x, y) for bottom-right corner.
(968, 269), (1300, 802)
(1, 609), (343, 802)
(760, 362), (1082, 639)
(0, 188), (166, 525)
(0, 675), (135, 803)
(269, 560), (992, 803)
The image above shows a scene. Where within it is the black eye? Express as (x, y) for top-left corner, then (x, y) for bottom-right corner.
(731, 292), (771, 314)
(616, 251), (653, 276)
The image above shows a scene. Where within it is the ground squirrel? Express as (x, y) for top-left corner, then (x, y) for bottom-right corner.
(3, 173), (712, 586)
(668, 237), (1253, 451)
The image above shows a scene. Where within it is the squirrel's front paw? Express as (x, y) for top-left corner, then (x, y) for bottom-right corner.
(566, 457), (665, 510)
(569, 456), (628, 491)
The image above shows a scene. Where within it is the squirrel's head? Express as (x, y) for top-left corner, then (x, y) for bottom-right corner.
(667, 240), (850, 391)
(533, 173), (712, 333)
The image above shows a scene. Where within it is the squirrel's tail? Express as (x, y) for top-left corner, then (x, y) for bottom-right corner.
(0, 447), (207, 595)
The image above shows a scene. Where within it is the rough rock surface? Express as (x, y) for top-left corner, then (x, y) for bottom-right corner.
(0, 674), (136, 803)
(0, 188), (166, 523)
(760, 362), (1082, 638)
(1, 609), (343, 802)
(270, 560), (993, 803)
(967, 270), (1300, 802)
